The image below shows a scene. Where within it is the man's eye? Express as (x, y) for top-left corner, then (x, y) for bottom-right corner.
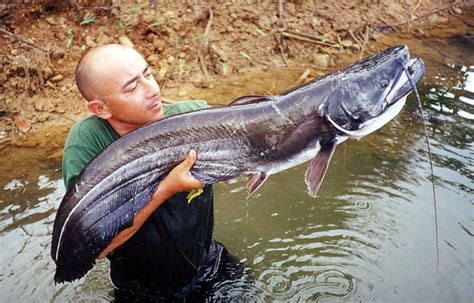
(145, 73), (152, 79)
(127, 83), (138, 92)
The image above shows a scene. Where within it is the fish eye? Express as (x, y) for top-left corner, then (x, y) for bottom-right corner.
(381, 79), (389, 88)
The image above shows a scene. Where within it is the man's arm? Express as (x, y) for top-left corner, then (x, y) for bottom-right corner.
(97, 150), (204, 259)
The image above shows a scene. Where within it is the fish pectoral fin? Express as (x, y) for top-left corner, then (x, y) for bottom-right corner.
(246, 172), (268, 198)
(229, 95), (273, 106)
(305, 138), (337, 198)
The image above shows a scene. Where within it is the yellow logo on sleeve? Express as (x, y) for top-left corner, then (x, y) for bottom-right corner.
(186, 188), (204, 204)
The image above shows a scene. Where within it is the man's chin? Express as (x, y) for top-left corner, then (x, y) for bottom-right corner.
(149, 109), (164, 123)
(148, 100), (162, 113)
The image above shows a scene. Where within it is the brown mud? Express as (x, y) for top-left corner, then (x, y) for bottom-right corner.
(0, 1), (472, 185)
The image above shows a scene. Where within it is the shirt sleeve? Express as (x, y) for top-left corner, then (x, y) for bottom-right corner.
(163, 100), (208, 117)
(61, 116), (118, 190)
(62, 144), (99, 190)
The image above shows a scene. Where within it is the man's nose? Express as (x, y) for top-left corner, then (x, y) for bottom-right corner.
(143, 76), (160, 97)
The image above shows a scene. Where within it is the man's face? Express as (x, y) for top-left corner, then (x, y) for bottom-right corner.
(96, 48), (163, 127)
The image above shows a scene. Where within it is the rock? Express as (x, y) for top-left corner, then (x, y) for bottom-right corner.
(287, 3), (296, 15)
(50, 74), (63, 82)
(57, 17), (66, 26)
(96, 32), (111, 45)
(450, 8), (462, 15)
(211, 45), (228, 61)
(147, 54), (161, 65)
(371, 32), (383, 42)
(312, 53), (330, 68)
(163, 11), (175, 18)
(170, 22), (180, 31)
(36, 113), (49, 123)
(10, 49), (18, 56)
(341, 39), (360, 51)
(84, 36), (97, 48)
(386, 2), (405, 19)
(159, 63), (168, 79)
(259, 15), (272, 28)
(46, 81), (55, 89)
(152, 36), (165, 51)
(118, 35), (134, 48)
(34, 99), (45, 111)
(46, 17), (56, 25)
(14, 118), (31, 133)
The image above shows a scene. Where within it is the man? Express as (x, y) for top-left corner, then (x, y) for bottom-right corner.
(62, 44), (244, 301)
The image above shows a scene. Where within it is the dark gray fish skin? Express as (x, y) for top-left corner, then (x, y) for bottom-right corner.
(51, 45), (425, 283)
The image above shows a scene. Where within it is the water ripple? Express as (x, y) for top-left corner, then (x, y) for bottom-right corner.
(258, 266), (356, 301)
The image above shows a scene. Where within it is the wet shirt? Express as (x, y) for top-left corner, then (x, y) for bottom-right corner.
(61, 100), (220, 296)
(62, 100), (209, 189)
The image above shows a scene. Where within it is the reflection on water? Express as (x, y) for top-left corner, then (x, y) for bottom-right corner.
(1, 57), (473, 302)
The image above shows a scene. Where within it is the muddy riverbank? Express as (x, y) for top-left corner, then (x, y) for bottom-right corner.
(0, 1), (472, 145)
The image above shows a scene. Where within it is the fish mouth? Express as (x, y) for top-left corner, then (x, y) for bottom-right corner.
(327, 57), (425, 138)
(385, 58), (425, 104)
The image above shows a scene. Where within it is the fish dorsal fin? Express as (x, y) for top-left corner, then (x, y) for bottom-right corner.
(246, 172), (268, 198)
(305, 137), (337, 198)
(229, 95), (272, 106)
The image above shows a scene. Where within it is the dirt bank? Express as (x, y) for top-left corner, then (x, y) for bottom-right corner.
(0, 1), (472, 156)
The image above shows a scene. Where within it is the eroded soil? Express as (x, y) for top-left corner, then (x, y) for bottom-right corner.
(0, 1), (472, 182)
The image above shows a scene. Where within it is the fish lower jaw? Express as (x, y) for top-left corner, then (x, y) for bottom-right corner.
(326, 96), (407, 138)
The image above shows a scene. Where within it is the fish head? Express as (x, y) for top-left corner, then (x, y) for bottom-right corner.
(322, 45), (425, 137)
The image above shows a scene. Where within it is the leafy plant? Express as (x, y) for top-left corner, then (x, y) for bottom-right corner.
(66, 28), (74, 48)
(159, 65), (167, 78)
(148, 21), (161, 27)
(240, 51), (251, 60)
(221, 63), (230, 75)
(80, 15), (96, 25)
(255, 27), (266, 36)
(321, 33), (331, 43)
(192, 34), (205, 42)
(117, 19), (125, 31)
(129, 5), (141, 14)
(178, 58), (186, 79)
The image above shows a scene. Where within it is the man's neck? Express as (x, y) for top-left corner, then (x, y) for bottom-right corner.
(106, 119), (141, 137)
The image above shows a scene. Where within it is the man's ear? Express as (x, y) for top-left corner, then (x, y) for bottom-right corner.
(87, 100), (112, 119)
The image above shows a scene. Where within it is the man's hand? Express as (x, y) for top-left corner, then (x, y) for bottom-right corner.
(153, 149), (204, 199)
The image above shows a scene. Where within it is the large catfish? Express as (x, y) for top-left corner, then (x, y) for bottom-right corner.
(51, 45), (425, 283)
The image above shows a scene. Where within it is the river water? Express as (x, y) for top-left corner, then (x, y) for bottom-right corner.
(1, 40), (472, 302)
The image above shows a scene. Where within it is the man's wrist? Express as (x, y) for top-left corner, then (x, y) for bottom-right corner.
(152, 180), (175, 202)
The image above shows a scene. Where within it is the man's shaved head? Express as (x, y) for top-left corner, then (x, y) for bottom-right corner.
(75, 43), (162, 135)
(75, 44), (138, 101)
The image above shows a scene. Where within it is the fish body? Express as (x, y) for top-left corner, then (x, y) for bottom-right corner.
(51, 45), (425, 283)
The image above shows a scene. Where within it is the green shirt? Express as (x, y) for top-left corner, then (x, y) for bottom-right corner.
(61, 99), (221, 294)
(62, 100), (208, 189)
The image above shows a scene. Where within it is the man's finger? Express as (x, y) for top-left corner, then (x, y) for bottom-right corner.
(182, 149), (197, 169)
